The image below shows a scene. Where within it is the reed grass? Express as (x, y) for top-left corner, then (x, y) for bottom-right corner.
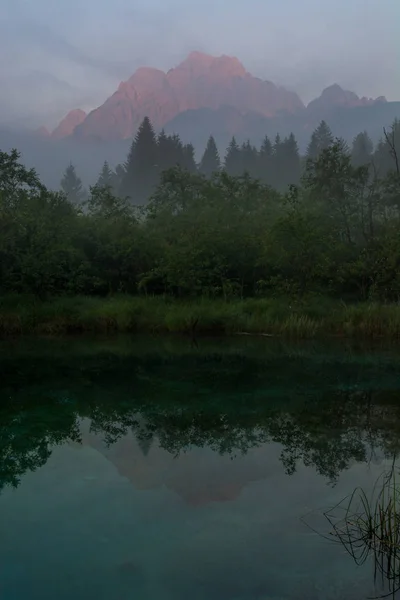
(324, 465), (400, 598)
(1, 293), (400, 339)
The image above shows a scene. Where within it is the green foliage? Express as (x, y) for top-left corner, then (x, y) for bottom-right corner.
(4, 294), (400, 339)
(0, 148), (45, 206)
(1, 118), (400, 312)
(3, 338), (400, 492)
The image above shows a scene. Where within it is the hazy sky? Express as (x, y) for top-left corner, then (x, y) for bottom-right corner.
(1, 0), (399, 129)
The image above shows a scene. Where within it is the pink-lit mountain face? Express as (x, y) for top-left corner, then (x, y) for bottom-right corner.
(48, 52), (388, 143)
(52, 52), (305, 141)
(51, 109), (87, 139)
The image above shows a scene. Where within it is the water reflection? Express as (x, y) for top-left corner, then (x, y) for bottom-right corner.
(2, 337), (400, 599)
(318, 462), (400, 600)
(1, 337), (400, 495)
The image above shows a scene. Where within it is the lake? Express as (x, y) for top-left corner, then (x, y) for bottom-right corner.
(1, 335), (400, 600)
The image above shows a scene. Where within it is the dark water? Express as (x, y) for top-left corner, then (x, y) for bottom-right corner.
(1, 336), (400, 600)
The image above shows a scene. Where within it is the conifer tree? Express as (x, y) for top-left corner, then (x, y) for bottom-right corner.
(306, 120), (334, 161)
(112, 164), (126, 195)
(170, 134), (186, 168)
(281, 133), (301, 186)
(121, 139), (136, 198)
(258, 135), (273, 183)
(181, 143), (197, 173)
(96, 161), (113, 189)
(60, 163), (85, 205)
(351, 131), (373, 167)
(157, 131), (195, 174)
(224, 136), (242, 177)
(270, 134), (284, 190)
(199, 135), (221, 177)
(121, 116), (158, 203)
(156, 130), (169, 172)
(241, 140), (259, 178)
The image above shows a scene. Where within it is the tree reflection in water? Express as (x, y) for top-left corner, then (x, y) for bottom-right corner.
(1, 338), (400, 496)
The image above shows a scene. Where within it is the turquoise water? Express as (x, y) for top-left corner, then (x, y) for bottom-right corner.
(1, 336), (400, 599)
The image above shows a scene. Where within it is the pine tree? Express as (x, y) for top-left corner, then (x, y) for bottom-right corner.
(121, 139), (136, 198)
(121, 116), (158, 203)
(241, 140), (259, 178)
(112, 164), (126, 195)
(270, 134), (284, 190)
(199, 135), (221, 177)
(258, 135), (273, 184)
(306, 120), (334, 161)
(60, 164), (85, 205)
(281, 133), (301, 186)
(181, 143), (197, 173)
(157, 129), (172, 174)
(157, 131), (194, 174)
(96, 161), (113, 189)
(170, 134), (186, 169)
(224, 136), (242, 177)
(351, 131), (373, 167)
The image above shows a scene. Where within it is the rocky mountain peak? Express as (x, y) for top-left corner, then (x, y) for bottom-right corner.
(51, 109), (87, 139)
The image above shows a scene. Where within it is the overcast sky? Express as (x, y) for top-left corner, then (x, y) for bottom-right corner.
(1, 0), (399, 129)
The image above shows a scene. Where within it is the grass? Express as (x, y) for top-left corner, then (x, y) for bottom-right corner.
(323, 465), (400, 598)
(1, 293), (400, 339)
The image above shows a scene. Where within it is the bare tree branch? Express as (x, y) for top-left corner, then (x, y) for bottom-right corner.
(383, 126), (400, 175)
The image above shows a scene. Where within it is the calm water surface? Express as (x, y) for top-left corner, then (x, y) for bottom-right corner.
(1, 336), (400, 600)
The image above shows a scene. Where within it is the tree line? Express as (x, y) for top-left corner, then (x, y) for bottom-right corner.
(0, 117), (399, 301)
(60, 118), (398, 205)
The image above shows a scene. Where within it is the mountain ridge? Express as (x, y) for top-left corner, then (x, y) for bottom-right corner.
(45, 51), (388, 142)
(70, 51), (305, 141)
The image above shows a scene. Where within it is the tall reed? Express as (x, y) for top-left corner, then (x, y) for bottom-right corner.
(323, 463), (400, 598)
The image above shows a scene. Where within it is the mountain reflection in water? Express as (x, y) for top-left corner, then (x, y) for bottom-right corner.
(1, 336), (399, 498)
(2, 337), (400, 599)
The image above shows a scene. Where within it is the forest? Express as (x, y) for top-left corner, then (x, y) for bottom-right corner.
(0, 117), (400, 337)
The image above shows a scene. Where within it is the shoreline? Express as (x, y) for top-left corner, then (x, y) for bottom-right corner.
(1, 294), (400, 340)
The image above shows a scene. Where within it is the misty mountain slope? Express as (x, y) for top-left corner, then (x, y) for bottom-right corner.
(164, 102), (400, 153)
(1, 49), (399, 187)
(2, 97), (400, 188)
(163, 106), (275, 151)
(320, 102), (400, 144)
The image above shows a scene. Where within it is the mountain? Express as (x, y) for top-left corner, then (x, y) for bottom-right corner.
(34, 126), (50, 139)
(164, 96), (397, 152)
(3, 100), (399, 191)
(164, 105), (273, 152)
(52, 109), (87, 139)
(49, 53), (390, 147)
(81, 427), (282, 507)
(55, 51), (305, 141)
(306, 83), (386, 114)
(3, 52), (398, 188)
